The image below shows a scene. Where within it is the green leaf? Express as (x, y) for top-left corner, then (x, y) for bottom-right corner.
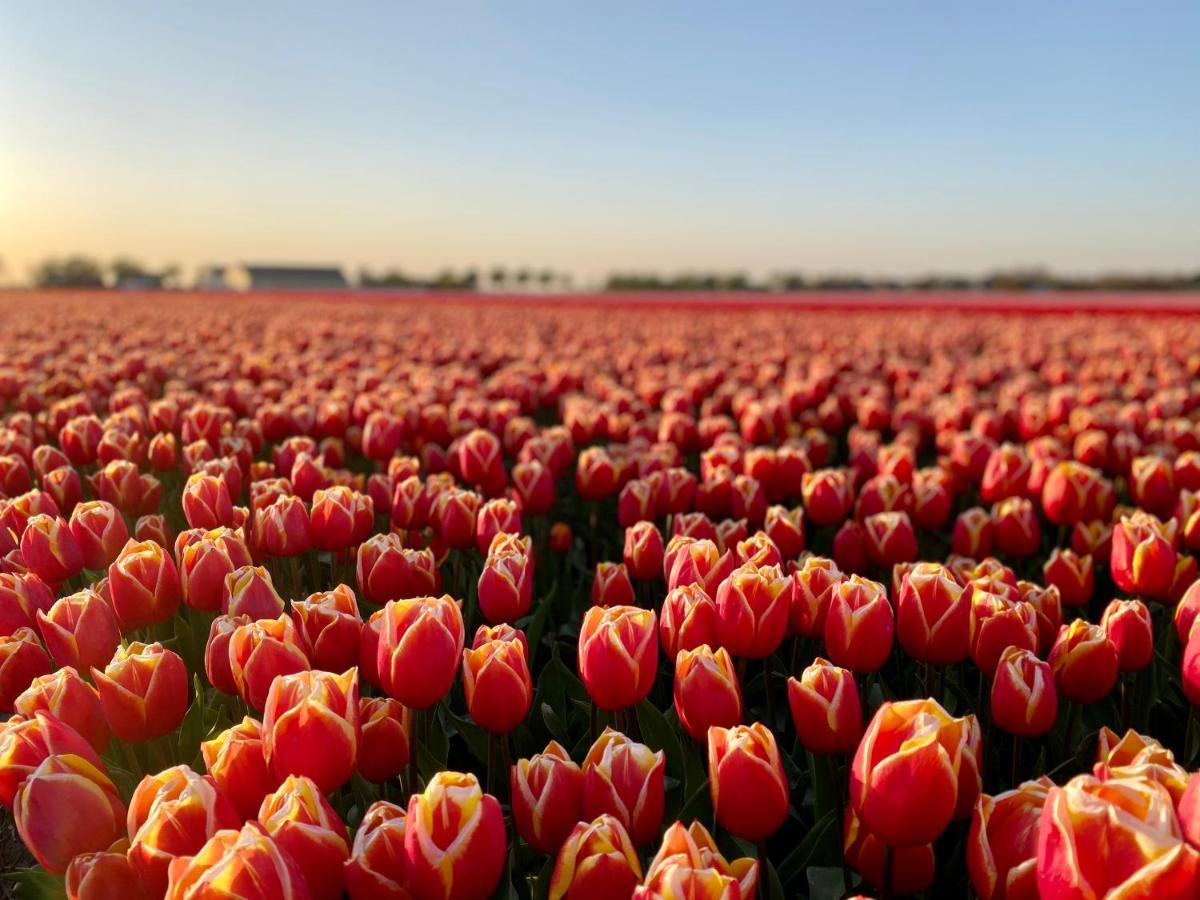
(808, 865), (850, 900)
(177, 674), (207, 763)
(541, 702), (569, 744)
(636, 699), (685, 799)
(777, 809), (838, 885)
(763, 855), (786, 900)
(524, 582), (555, 668)
(2, 868), (67, 900)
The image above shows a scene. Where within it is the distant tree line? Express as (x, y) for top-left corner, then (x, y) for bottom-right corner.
(30, 256), (181, 289)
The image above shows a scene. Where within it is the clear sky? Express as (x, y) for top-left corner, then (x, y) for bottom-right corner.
(2, 2), (1198, 285)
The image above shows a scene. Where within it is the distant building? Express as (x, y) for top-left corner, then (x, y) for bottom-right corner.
(114, 273), (164, 291)
(197, 264), (348, 291)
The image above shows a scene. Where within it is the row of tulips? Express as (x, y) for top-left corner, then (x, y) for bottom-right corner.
(0, 293), (1199, 899)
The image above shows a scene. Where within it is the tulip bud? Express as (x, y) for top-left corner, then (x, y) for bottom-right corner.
(666, 537), (734, 596)
(578, 605), (657, 711)
(20, 513), (83, 584)
(462, 637), (532, 734)
(707, 722), (789, 841)
(802, 468), (853, 526)
(356, 533), (441, 604)
(1036, 774), (1200, 897)
(404, 771), (506, 900)
(228, 614), (311, 710)
(14, 753), (125, 874)
(224, 564), (286, 619)
(67, 501), (130, 572)
(92, 641), (187, 743)
(108, 539), (182, 632)
(715, 562), (792, 659)
(34, 588), (117, 677)
(967, 777), (1052, 900)
(1049, 619), (1119, 704)
(164, 821), (310, 899)
(377, 595), (464, 709)
(851, 699), (978, 846)
(15, 666), (108, 753)
(764, 505), (805, 561)
(863, 511), (918, 567)
(511, 740), (584, 855)
(843, 804), (935, 895)
(254, 495), (312, 558)
(736, 530), (782, 569)
(787, 656), (862, 754)
(0, 711), (103, 809)
(549, 814), (642, 900)
(673, 645), (742, 741)
(991, 646), (1057, 737)
(66, 850), (148, 900)
(1182, 619), (1200, 707)
(897, 562), (972, 665)
(824, 575), (894, 672)
(0, 627), (51, 712)
(591, 561), (636, 608)
(1041, 461), (1106, 526)
(182, 473), (236, 531)
(582, 729), (666, 847)
(478, 549), (533, 624)
(344, 800), (408, 900)
(1101, 598), (1154, 672)
(1042, 547), (1095, 608)
(200, 716), (279, 821)
(257, 774), (350, 900)
(178, 526), (252, 613)
(624, 521), (665, 582)
(435, 488), (481, 550)
(1111, 511), (1177, 603)
(352, 696), (410, 785)
(476, 498), (521, 553)
(263, 668), (359, 793)
(291, 584), (362, 672)
(969, 593), (1039, 677)
(126, 764), (241, 894)
(0, 571), (54, 636)
(790, 555), (842, 639)
(659, 584), (719, 660)
(1019, 580), (1063, 655)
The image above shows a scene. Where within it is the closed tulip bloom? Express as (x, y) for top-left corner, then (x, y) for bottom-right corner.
(92, 642), (187, 743)
(897, 562), (972, 665)
(952, 507), (995, 559)
(14, 753), (126, 874)
(254, 495), (312, 558)
(993, 497), (1042, 558)
(1019, 581), (1064, 655)
(707, 723), (789, 841)
(1175, 579), (1200, 642)
(201, 716), (279, 821)
(179, 526), (253, 613)
(0, 572), (54, 636)
(549, 814), (642, 900)
(182, 473), (236, 530)
(292, 584), (362, 672)
(263, 668), (359, 793)
(357, 533), (441, 605)
(108, 539), (182, 632)
(511, 740), (584, 855)
(640, 820), (758, 900)
(228, 614), (311, 710)
(991, 647), (1058, 738)
(68, 501), (130, 572)
(736, 531), (782, 569)
(843, 805), (935, 896)
(1183, 622), (1200, 707)
(1041, 461), (1105, 526)
(475, 498), (521, 553)
(863, 511), (918, 567)
(801, 468), (853, 526)
(257, 775), (350, 900)
(624, 521), (665, 582)
(1037, 774), (1200, 899)
(715, 562), (792, 659)
(969, 593), (1039, 678)
(851, 699), (978, 846)
(1049, 620), (1119, 704)
(787, 656), (862, 754)
(583, 728), (666, 847)
(309, 486), (365, 551)
(204, 613), (248, 694)
(790, 555), (843, 638)
(14, 667), (109, 753)
(591, 561), (636, 608)
(578, 605), (657, 711)
(164, 821), (312, 900)
(673, 645), (742, 741)
(42, 466), (84, 520)
(377, 595), (465, 709)
(359, 608), (385, 690)
(65, 850), (148, 900)
(126, 764), (241, 895)
(1101, 598), (1154, 672)
(968, 777), (1052, 900)
(824, 575), (894, 673)
(36, 588), (120, 675)
(20, 513), (83, 584)
(981, 443), (1032, 503)
(659, 584), (719, 660)
(512, 460), (556, 515)
(462, 638), (532, 734)
(666, 537), (735, 596)
(1042, 548), (1094, 608)
(764, 505), (805, 562)
(477, 549), (533, 624)
(458, 428), (506, 492)
(1111, 512), (1176, 601)
(0, 711), (103, 809)
(345, 800), (409, 900)
(356, 697), (410, 784)
(224, 564), (286, 619)
(435, 488), (481, 550)
(472, 622), (529, 656)
(831, 519), (868, 574)
(404, 771), (506, 900)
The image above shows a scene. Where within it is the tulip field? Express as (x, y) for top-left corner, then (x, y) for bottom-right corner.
(3, 289), (1200, 899)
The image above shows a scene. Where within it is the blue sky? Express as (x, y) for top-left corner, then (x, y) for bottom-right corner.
(2, 2), (1198, 284)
